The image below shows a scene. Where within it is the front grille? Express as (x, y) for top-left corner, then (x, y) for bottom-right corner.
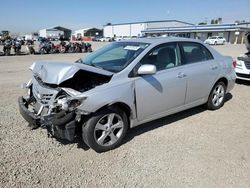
(244, 61), (250, 69)
(236, 73), (250, 79)
(33, 86), (54, 105)
(40, 94), (54, 105)
(32, 77), (59, 106)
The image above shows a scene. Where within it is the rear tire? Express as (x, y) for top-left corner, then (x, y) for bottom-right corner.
(206, 81), (226, 110)
(82, 108), (128, 152)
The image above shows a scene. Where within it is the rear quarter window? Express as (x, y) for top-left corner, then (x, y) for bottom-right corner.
(180, 42), (214, 64)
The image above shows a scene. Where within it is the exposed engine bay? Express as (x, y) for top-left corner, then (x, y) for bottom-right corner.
(59, 70), (112, 92)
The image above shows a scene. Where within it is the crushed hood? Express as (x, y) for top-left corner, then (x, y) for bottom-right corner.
(245, 31), (250, 51)
(30, 61), (113, 85)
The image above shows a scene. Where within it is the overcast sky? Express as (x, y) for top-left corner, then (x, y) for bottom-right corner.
(0, 0), (249, 33)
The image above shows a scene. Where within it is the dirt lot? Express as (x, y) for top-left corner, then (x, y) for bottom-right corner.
(0, 42), (250, 188)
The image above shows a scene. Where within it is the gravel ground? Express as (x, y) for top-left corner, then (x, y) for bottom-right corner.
(0, 42), (250, 188)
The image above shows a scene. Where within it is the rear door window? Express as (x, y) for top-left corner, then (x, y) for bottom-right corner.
(180, 42), (214, 64)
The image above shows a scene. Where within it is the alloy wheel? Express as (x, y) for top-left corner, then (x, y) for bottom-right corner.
(212, 84), (225, 107)
(94, 113), (124, 146)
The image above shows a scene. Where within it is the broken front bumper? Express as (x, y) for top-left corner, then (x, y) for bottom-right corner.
(18, 97), (76, 141)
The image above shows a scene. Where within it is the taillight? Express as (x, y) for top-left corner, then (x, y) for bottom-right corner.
(232, 60), (236, 68)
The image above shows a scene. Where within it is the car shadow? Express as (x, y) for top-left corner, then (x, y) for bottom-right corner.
(236, 79), (250, 86)
(46, 93), (233, 151)
(51, 135), (90, 151)
(123, 93), (232, 145)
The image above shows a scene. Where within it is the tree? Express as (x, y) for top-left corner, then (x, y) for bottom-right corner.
(198, 22), (207, 25)
(211, 19), (215, 24)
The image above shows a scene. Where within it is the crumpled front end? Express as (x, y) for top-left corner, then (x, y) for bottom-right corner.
(18, 96), (76, 141)
(18, 76), (83, 141)
(18, 61), (113, 141)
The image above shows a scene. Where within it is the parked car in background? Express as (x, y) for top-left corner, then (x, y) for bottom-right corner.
(92, 36), (103, 41)
(115, 36), (133, 41)
(18, 37), (235, 152)
(235, 31), (250, 81)
(99, 37), (112, 42)
(204, 36), (226, 45)
(114, 36), (123, 41)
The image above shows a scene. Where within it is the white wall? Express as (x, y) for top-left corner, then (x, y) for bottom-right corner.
(130, 23), (145, 37)
(113, 25), (130, 37)
(46, 30), (64, 37)
(104, 23), (146, 37)
(39, 29), (64, 38)
(39, 29), (47, 37)
(74, 29), (84, 37)
(104, 26), (113, 37)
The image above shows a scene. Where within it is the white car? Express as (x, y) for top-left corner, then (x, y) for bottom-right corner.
(114, 36), (132, 41)
(99, 37), (111, 42)
(114, 36), (123, 41)
(204, 36), (226, 45)
(235, 32), (250, 81)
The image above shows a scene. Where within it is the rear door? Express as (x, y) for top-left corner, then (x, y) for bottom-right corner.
(179, 42), (219, 104)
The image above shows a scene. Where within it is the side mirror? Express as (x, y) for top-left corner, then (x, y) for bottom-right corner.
(137, 64), (156, 75)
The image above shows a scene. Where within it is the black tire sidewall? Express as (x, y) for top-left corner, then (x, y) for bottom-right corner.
(82, 108), (128, 153)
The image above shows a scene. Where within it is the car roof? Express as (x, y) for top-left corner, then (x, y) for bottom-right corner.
(120, 37), (204, 45)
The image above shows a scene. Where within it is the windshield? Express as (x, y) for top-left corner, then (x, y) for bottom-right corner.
(81, 42), (150, 73)
(210, 37), (217, 39)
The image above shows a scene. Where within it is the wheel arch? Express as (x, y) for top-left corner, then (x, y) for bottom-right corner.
(94, 102), (133, 127)
(215, 77), (228, 89)
(206, 77), (228, 102)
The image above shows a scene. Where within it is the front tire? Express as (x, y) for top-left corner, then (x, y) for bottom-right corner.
(82, 108), (128, 152)
(206, 82), (226, 110)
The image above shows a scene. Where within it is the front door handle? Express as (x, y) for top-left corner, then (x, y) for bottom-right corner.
(212, 66), (218, 70)
(177, 72), (187, 78)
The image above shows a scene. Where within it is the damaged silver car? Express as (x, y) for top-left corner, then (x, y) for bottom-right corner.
(18, 38), (236, 152)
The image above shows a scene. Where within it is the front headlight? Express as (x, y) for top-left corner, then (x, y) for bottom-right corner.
(68, 99), (82, 111)
(236, 60), (242, 67)
(57, 98), (84, 111)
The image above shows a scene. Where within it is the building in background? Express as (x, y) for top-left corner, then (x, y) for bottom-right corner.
(104, 20), (193, 38)
(104, 20), (250, 44)
(72, 28), (103, 40)
(39, 26), (72, 40)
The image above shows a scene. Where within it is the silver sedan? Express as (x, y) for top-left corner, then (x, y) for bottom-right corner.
(18, 37), (236, 152)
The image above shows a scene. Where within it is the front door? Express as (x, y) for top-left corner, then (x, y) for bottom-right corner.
(134, 42), (187, 121)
